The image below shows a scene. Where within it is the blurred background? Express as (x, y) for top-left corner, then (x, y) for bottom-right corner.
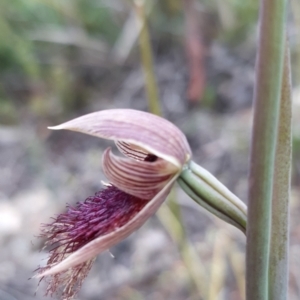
(0, 0), (300, 299)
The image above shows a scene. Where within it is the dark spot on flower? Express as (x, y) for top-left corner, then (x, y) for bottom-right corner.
(144, 154), (158, 162)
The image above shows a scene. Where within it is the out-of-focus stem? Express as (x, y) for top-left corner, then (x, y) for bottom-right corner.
(268, 42), (292, 300)
(158, 193), (208, 298)
(134, 1), (205, 296)
(134, 0), (161, 116)
(183, 0), (206, 102)
(208, 230), (228, 300)
(246, 0), (287, 298)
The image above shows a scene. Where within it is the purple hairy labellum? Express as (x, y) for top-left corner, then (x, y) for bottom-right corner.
(38, 186), (147, 299)
(36, 109), (192, 300)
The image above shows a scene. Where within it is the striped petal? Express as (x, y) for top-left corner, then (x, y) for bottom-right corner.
(102, 148), (176, 199)
(36, 175), (178, 277)
(115, 141), (148, 161)
(48, 109), (192, 168)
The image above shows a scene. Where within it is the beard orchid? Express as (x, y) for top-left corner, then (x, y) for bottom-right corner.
(36, 109), (248, 300)
(36, 109), (192, 299)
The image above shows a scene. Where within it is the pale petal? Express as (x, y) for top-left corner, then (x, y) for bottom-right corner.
(36, 175), (178, 277)
(102, 148), (175, 199)
(48, 109), (192, 167)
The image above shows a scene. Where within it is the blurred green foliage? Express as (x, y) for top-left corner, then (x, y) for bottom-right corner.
(0, 0), (123, 123)
(0, 0), (258, 125)
(216, 0), (258, 44)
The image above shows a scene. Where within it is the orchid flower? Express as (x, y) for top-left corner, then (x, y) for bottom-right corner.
(36, 109), (247, 300)
(37, 109), (191, 299)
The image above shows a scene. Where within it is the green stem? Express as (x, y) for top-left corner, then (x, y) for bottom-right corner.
(246, 0), (287, 298)
(189, 161), (247, 215)
(134, 0), (161, 116)
(179, 168), (247, 233)
(178, 177), (245, 233)
(268, 42), (292, 300)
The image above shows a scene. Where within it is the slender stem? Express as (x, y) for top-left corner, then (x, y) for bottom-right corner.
(268, 42), (292, 300)
(246, 0), (287, 298)
(134, 0), (161, 116)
